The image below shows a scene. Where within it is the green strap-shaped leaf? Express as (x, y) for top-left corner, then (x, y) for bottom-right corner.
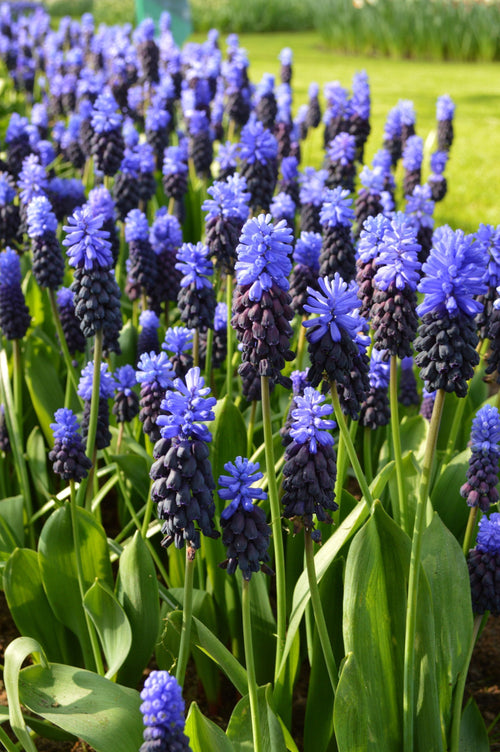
(4, 636), (48, 752)
(0, 495), (24, 547)
(431, 450), (470, 541)
(458, 698), (490, 752)
(226, 684), (287, 752)
(18, 662), (143, 752)
(185, 702), (236, 752)
(24, 336), (65, 445)
(116, 531), (160, 687)
(84, 579), (133, 680)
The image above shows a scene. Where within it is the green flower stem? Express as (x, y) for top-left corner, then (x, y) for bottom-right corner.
(462, 506), (479, 556)
(141, 478), (154, 538)
(333, 424), (347, 511)
(47, 289), (80, 397)
(0, 724), (19, 752)
(242, 577), (263, 752)
(390, 355), (408, 532)
(116, 422), (125, 455)
(261, 375), (287, 681)
(247, 400), (257, 457)
(437, 394), (465, 481)
(226, 274), (234, 402)
(193, 328), (199, 369)
(449, 613), (488, 752)
(304, 529), (338, 693)
(203, 326), (214, 384)
(76, 329), (103, 509)
(69, 480), (104, 675)
(330, 384), (372, 510)
(296, 317), (307, 371)
(12, 338), (23, 443)
(403, 387), (445, 752)
(176, 547), (196, 688)
(363, 426), (373, 485)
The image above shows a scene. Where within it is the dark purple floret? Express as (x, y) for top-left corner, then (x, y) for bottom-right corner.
(468, 513), (500, 616)
(319, 187), (356, 283)
(437, 94), (455, 152)
(136, 351), (174, 443)
(289, 231), (321, 315)
(56, 287), (86, 357)
(139, 670), (192, 752)
(238, 118), (278, 213)
(398, 356), (420, 407)
(299, 167), (327, 234)
(49, 408), (92, 482)
(460, 404), (500, 512)
(325, 132), (356, 192)
(113, 365), (140, 424)
(0, 247), (30, 340)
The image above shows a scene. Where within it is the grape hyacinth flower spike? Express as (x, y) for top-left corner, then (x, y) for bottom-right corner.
(427, 150), (448, 202)
(139, 671), (192, 752)
(218, 457), (272, 580)
(354, 165), (385, 238)
(149, 208), (183, 314)
(305, 82), (321, 131)
(0, 172), (21, 247)
(162, 145), (188, 222)
(415, 227), (488, 398)
(125, 208), (158, 306)
(318, 186), (356, 283)
(136, 351), (174, 443)
(26, 195), (65, 290)
(299, 167), (327, 235)
(404, 184), (435, 262)
(348, 69), (371, 163)
(238, 117), (279, 213)
(398, 356), (420, 407)
(78, 361), (117, 452)
(402, 134), (423, 197)
(359, 348), (391, 430)
(0, 248), (31, 340)
(325, 131), (357, 192)
(460, 404), (500, 513)
(474, 223), (500, 343)
(355, 213), (392, 319)
(202, 174), (250, 275)
(289, 231), (321, 316)
(467, 513), (500, 616)
(137, 310), (161, 361)
(49, 408), (92, 482)
(176, 241), (215, 338)
(437, 93), (455, 152)
(55, 287), (86, 361)
(113, 365), (140, 425)
(162, 326), (194, 380)
(90, 90), (125, 176)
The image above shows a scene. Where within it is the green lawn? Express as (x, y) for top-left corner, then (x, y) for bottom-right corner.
(191, 31), (500, 234)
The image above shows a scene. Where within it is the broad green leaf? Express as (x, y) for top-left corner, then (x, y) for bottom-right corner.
(116, 532), (160, 687)
(247, 573), (276, 686)
(185, 702), (235, 752)
(38, 505), (113, 662)
(0, 494), (24, 546)
(18, 662), (143, 752)
(421, 514), (473, 738)
(115, 319), (138, 369)
(0, 516), (20, 564)
(24, 337), (65, 445)
(387, 451), (420, 533)
(26, 426), (50, 500)
(333, 652), (369, 752)
(431, 449), (470, 541)
(458, 698), (490, 752)
(227, 684), (287, 752)
(4, 637), (47, 752)
(84, 579), (132, 680)
(112, 452), (151, 501)
(399, 414), (428, 464)
(4, 549), (77, 665)
(0, 706), (75, 742)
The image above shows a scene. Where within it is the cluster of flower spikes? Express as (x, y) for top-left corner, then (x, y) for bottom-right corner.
(359, 347), (391, 429)
(148, 208), (183, 314)
(355, 213), (392, 319)
(176, 241), (215, 334)
(137, 310), (161, 361)
(468, 512), (500, 616)
(202, 175), (250, 275)
(369, 211), (422, 360)
(218, 457), (272, 580)
(63, 203), (122, 355)
(77, 361), (116, 451)
(354, 165), (385, 238)
(48, 407), (92, 482)
(237, 117), (278, 213)
(303, 273), (370, 420)
(325, 132), (357, 193)
(299, 167), (327, 235)
(136, 351), (174, 443)
(460, 404), (500, 512)
(318, 186), (356, 283)
(139, 670), (192, 752)
(200, 302), (228, 371)
(113, 365), (140, 424)
(414, 226), (488, 398)
(90, 90), (125, 176)
(474, 223), (500, 342)
(150, 367), (220, 551)
(0, 173), (21, 247)
(232, 213), (296, 391)
(281, 387), (338, 540)
(124, 209), (158, 304)
(0, 247), (30, 340)
(26, 195), (64, 290)
(288, 232), (321, 315)
(398, 356), (420, 408)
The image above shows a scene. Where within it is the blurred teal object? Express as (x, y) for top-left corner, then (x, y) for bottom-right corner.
(135, 0), (192, 46)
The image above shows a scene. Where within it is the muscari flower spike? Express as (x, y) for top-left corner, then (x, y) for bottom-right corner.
(373, 211), (422, 292)
(0, 247), (31, 340)
(156, 367), (216, 444)
(219, 457), (267, 518)
(234, 213), (293, 301)
(289, 386), (336, 454)
(303, 274), (361, 345)
(63, 204), (113, 270)
(77, 361), (116, 401)
(176, 242), (213, 290)
(139, 670), (191, 752)
(468, 512), (500, 616)
(460, 404), (500, 512)
(48, 407), (92, 482)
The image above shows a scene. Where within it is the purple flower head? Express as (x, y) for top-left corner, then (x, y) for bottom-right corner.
(293, 231), (321, 271)
(26, 195), (58, 238)
(202, 175), (250, 222)
(115, 364), (137, 396)
(327, 132), (356, 166)
(219, 456), (267, 518)
(136, 351), (174, 389)
(77, 361), (116, 400)
(384, 105), (402, 140)
(137, 143), (155, 176)
(255, 72), (274, 100)
(188, 108), (210, 136)
(476, 513), (500, 555)
(133, 17), (156, 44)
(36, 140), (56, 168)
(162, 145), (188, 177)
(238, 118), (278, 165)
(303, 273), (361, 344)
(18, 155), (48, 204)
(139, 309), (160, 330)
(373, 212), (422, 291)
(163, 326), (194, 356)
(437, 94), (455, 121)
(145, 103), (171, 133)
(91, 91), (123, 134)
(157, 367), (216, 443)
(470, 404), (500, 456)
(323, 81), (348, 117)
(176, 241), (213, 290)
(149, 208), (182, 255)
(31, 103), (48, 130)
(120, 146), (141, 178)
(430, 150), (448, 175)
(320, 187), (354, 228)
(279, 47), (293, 66)
(63, 204), (112, 270)
(270, 191), (296, 223)
(6, 112), (29, 143)
(276, 83), (292, 123)
(359, 165), (385, 195)
(140, 671), (186, 739)
(125, 209), (149, 244)
(48, 177), (85, 209)
(299, 167), (327, 206)
(290, 369), (310, 395)
(351, 70), (370, 117)
(308, 82), (319, 99)
(289, 386), (336, 453)
(369, 348), (391, 389)
(398, 99), (416, 127)
(0, 174), (16, 206)
(122, 118), (139, 149)
(475, 224), (500, 287)
(402, 135), (423, 172)
(417, 226), (488, 317)
(214, 301), (227, 331)
(56, 286), (74, 308)
(405, 184), (434, 229)
(88, 186), (115, 223)
(50, 407), (82, 445)
(216, 140), (239, 172)
(235, 213), (293, 301)
(372, 148), (393, 175)
(0, 248), (22, 287)
(281, 155), (298, 181)
(357, 213), (393, 263)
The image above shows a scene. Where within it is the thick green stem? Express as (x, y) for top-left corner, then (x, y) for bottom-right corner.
(69, 481), (104, 675)
(141, 479), (154, 539)
(247, 400), (257, 457)
(261, 375), (286, 681)
(176, 547), (196, 688)
(193, 328), (199, 369)
(403, 388), (445, 752)
(77, 330), (103, 510)
(438, 394), (465, 481)
(12, 339), (23, 436)
(242, 578), (263, 752)
(363, 426), (373, 485)
(462, 506), (479, 556)
(304, 529), (338, 693)
(449, 613), (487, 752)
(0, 724), (19, 752)
(226, 274), (234, 402)
(390, 356), (408, 532)
(296, 318), (307, 371)
(203, 326), (214, 384)
(330, 384), (372, 510)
